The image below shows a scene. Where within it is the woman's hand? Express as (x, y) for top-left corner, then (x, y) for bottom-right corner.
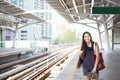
(92, 67), (97, 73)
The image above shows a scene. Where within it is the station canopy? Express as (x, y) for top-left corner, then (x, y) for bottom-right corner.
(0, 0), (45, 27)
(45, 0), (120, 29)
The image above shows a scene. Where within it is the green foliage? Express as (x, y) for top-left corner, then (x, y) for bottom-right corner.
(56, 28), (81, 44)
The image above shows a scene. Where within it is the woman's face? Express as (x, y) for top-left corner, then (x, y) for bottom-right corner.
(84, 33), (91, 43)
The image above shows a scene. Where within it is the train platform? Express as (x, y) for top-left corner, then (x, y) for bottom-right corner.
(73, 50), (120, 80)
(0, 48), (34, 58)
(0, 48), (34, 64)
(54, 49), (120, 80)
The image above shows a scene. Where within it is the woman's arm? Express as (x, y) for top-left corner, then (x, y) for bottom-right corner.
(92, 42), (100, 73)
(77, 46), (83, 68)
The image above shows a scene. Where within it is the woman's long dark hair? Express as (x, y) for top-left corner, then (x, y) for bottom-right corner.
(77, 31), (93, 68)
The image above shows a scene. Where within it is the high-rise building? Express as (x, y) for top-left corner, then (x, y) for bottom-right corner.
(8, 0), (52, 41)
(34, 0), (52, 40)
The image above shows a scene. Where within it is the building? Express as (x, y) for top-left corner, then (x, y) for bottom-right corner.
(34, 0), (52, 40)
(8, 0), (52, 41)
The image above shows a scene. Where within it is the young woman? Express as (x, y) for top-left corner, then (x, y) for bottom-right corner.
(77, 31), (100, 80)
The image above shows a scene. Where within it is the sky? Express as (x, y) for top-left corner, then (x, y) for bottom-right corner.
(50, 9), (99, 42)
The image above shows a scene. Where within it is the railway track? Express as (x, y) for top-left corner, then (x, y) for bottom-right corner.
(0, 46), (78, 80)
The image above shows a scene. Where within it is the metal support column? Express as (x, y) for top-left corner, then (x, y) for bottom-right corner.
(0, 28), (3, 48)
(97, 23), (104, 50)
(103, 16), (111, 51)
(12, 21), (19, 48)
(12, 30), (17, 48)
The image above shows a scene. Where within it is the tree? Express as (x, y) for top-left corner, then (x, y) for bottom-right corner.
(56, 28), (81, 44)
